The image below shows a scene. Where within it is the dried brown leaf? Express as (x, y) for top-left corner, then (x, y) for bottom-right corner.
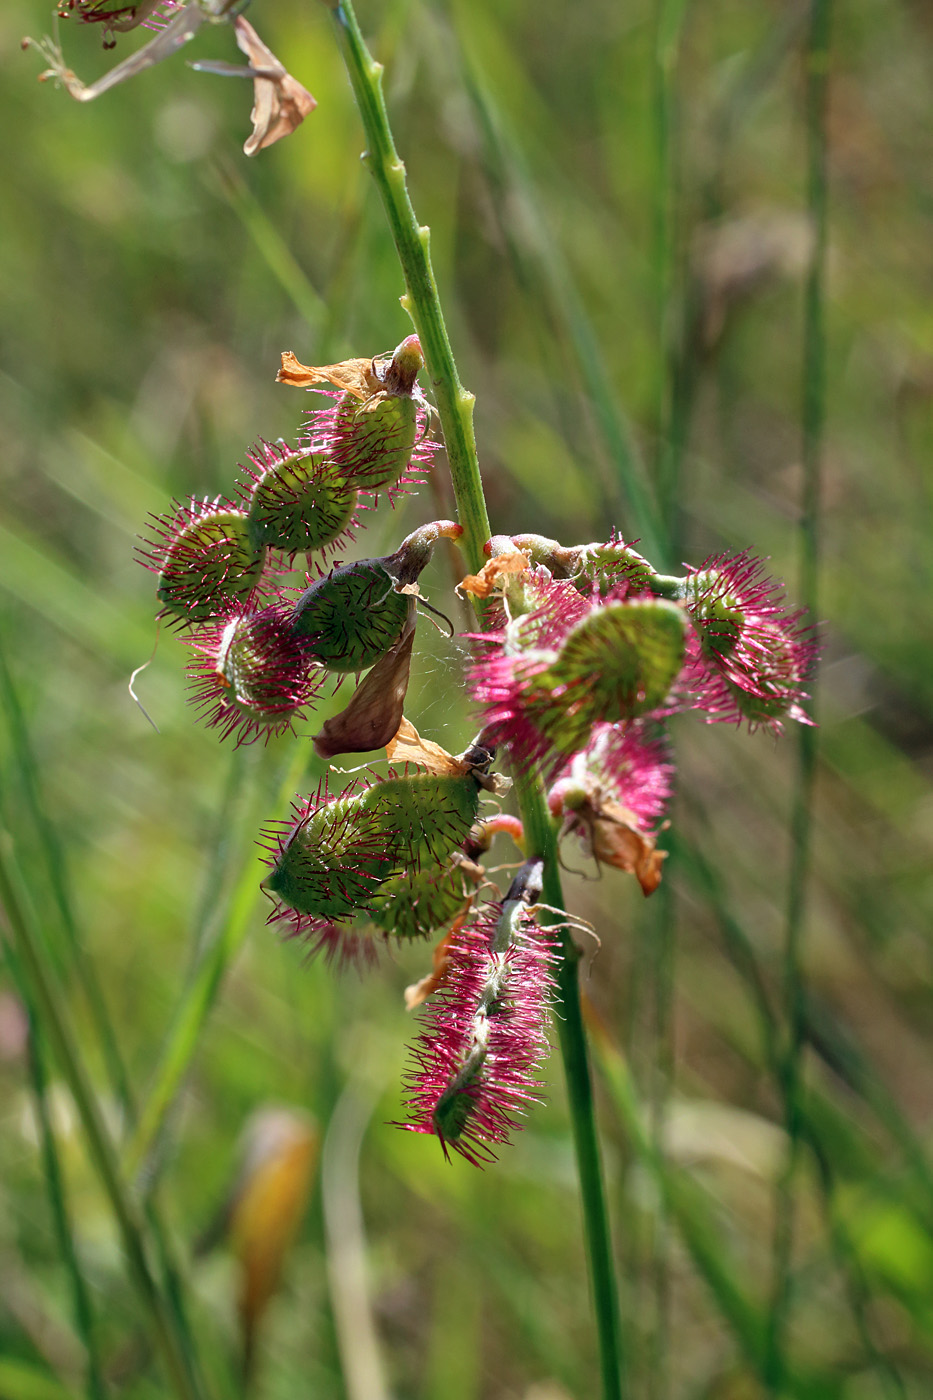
(233, 16), (316, 157)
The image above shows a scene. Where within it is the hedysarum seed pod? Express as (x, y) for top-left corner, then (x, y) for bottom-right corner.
(289, 520), (462, 673)
(261, 785), (396, 925)
(187, 605), (321, 744)
(242, 440), (358, 558)
(328, 335), (424, 493)
(140, 497), (266, 625)
(359, 773), (481, 868)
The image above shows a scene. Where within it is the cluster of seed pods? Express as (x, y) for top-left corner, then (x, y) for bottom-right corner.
(140, 337), (815, 1164)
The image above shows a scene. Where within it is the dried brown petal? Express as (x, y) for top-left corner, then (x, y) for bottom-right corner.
(458, 550), (530, 599)
(589, 797), (667, 897)
(385, 717), (469, 777)
(276, 351), (382, 399)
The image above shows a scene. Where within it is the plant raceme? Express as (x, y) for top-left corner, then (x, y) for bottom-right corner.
(138, 336), (815, 1165)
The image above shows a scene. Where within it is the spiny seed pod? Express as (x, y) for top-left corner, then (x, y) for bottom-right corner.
(491, 532), (657, 596)
(290, 557), (414, 673)
(472, 577), (687, 770)
(261, 768), (481, 952)
(398, 861), (557, 1166)
(359, 773), (481, 869)
(241, 440), (358, 559)
(289, 520), (462, 674)
(139, 497), (266, 625)
(187, 605), (321, 744)
(326, 335), (424, 493)
(368, 851), (482, 943)
(681, 551), (816, 731)
(261, 784), (396, 928)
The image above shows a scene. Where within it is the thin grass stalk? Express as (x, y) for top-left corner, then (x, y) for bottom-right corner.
(0, 635), (134, 1118)
(765, 1), (832, 1387)
(325, 4), (625, 1393)
(0, 632), (204, 1383)
(0, 837), (203, 1400)
(588, 1022), (844, 1400)
(13, 965), (108, 1400)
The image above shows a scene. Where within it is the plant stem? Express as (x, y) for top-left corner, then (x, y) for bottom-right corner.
(326, 4), (624, 1393)
(0, 836), (202, 1400)
(327, 0), (490, 576)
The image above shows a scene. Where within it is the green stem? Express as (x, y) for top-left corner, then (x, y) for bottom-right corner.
(327, 0), (490, 576)
(326, 5), (624, 1394)
(514, 771), (625, 1400)
(0, 837), (201, 1400)
(766, 0), (831, 1388)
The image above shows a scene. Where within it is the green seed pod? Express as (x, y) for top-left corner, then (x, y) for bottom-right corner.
(143, 500), (266, 624)
(368, 853), (479, 942)
(290, 558), (414, 672)
(262, 794), (395, 922)
(331, 388), (419, 493)
(245, 445), (358, 557)
(323, 335), (427, 493)
(360, 774), (481, 868)
(289, 521), (462, 674)
(529, 599), (687, 755)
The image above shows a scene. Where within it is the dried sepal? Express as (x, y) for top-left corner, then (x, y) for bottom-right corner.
(187, 605), (321, 745)
(139, 497), (266, 626)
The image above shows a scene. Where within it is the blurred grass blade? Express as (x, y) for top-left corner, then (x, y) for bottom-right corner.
(0, 835), (205, 1400)
(126, 744), (313, 1183)
(0, 633), (134, 1118)
(449, 5), (667, 567)
(587, 1011), (843, 1400)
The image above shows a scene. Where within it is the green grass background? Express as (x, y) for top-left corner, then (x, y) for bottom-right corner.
(1, 1), (932, 1397)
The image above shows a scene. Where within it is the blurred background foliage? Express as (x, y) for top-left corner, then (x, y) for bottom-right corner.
(1, 0), (932, 1397)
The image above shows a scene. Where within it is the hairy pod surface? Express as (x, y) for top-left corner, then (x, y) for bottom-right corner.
(246, 450), (358, 556)
(289, 559), (413, 672)
(143, 501), (266, 624)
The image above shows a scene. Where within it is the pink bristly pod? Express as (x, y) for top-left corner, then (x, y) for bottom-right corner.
(240, 438), (359, 562)
(298, 335), (439, 500)
(547, 722), (673, 897)
(139, 496), (266, 627)
(680, 551), (817, 731)
(186, 604), (322, 745)
(397, 859), (557, 1166)
(259, 780), (398, 966)
(288, 519), (462, 673)
(470, 568), (687, 773)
